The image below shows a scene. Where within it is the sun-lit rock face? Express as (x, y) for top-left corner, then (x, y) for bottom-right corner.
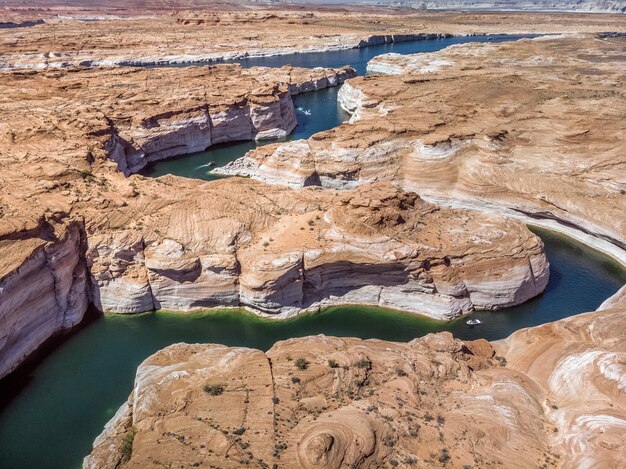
(1, 8), (623, 71)
(0, 219), (88, 379)
(83, 295), (626, 469)
(0, 61), (356, 379)
(85, 180), (549, 319)
(221, 34), (626, 263)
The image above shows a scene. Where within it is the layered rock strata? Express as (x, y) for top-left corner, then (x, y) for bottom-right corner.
(86, 181), (549, 318)
(218, 34), (626, 263)
(84, 296), (626, 469)
(0, 218), (88, 378)
(0, 60), (549, 378)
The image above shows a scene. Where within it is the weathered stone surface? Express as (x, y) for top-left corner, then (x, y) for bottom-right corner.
(221, 34), (626, 263)
(0, 219), (88, 378)
(84, 295), (626, 469)
(0, 62), (355, 378)
(84, 181), (549, 319)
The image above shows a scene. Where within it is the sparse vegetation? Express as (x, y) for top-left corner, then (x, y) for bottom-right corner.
(272, 396), (280, 405)
(438, 448), (450, 463)
(81, 169), (94, 181)
(354, 358), (371, 369)
(396, 367), (407, 377)
(295, 357), (309, 370)
(327, 359), (339, 368)
(121, 427), (137, 462)
(233, 426), (246, 435)
(437, 415), (445, 425)
(203, 384), (225, 396)
(424, 412), (434, 421)
(291, 376), (301, 384)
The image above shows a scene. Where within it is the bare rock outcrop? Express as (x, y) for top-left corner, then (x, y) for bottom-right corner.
(84, 299), (626, 468)
(85, 180), (549, 318)
(220, 34), (626, 263)
(0, 217), (88, 378)
(0, 62), (355, 379)
(1, 10), (624, 71)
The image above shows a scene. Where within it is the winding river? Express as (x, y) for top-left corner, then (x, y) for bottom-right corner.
(1, 34), (624, 469)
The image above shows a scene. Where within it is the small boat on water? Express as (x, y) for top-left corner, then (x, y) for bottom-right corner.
(466, 318), (482, 326)
(297, 107), (312, 116)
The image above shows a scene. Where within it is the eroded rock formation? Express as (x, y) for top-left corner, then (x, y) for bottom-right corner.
(218, 34), (626, 263)
(0, 59), (549, 379)
(1, 10), (624, 71)
(86, 181), (549, 318)
(83, 296), (626, 468)
(0, 218), (88, 378)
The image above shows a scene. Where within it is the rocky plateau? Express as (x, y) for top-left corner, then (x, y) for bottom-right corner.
(0, 58), (549, 379)
(1, 9), (625, 70)
(0, 7), (624, 469)
(219, 33), (626, 263)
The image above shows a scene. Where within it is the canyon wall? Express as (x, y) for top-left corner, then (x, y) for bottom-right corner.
(104, 65), (355, 175)
(83, 295), (626, 468)
(85, 181), (549, 319)
(0, 218), (88, 378)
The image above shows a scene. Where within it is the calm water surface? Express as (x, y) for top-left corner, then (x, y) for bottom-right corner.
(0, 228), (624, 469)
(143, 34), (538, 180)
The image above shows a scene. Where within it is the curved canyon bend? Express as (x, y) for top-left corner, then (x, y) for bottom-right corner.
(0, 6), (625, 469)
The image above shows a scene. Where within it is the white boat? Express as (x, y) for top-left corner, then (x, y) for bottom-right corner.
(297, 107), (312, 116)
(466, 318), (482, 326)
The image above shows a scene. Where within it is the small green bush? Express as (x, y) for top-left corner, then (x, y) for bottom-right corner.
(121, 427), (137, 462)
(354, 358), (371, 369)
(203, 384), (225, 396)
(295, 357), (309, 370)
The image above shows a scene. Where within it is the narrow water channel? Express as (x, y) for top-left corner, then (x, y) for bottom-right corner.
(142, 34), (539, 180)
(0, 228), (624, 469)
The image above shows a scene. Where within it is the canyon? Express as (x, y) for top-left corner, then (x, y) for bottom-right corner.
(1, 10), (624, 70)
(0, 55), (551, 379)
(0, 5), (624, 469)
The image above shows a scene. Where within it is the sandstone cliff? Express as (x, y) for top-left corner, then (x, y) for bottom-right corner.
(0, 63), (357, 379)
(85, 181), (549, 318)
(0, 218), (88, 378)
(83, 297), (626, 468)
(219, 34), (626, 263)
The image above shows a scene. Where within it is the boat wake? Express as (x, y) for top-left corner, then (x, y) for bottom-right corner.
(297, 107), (312, 116)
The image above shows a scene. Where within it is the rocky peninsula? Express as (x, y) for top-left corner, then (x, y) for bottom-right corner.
(218, 33), (626, 263)
(84, 290), (626, 469)
(0, 5), (624, 469)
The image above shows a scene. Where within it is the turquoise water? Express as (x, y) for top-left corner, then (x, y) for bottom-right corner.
(143, 34), (537, 180)
(143, 87), (349, 181)
(0, 228), (624, 469)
